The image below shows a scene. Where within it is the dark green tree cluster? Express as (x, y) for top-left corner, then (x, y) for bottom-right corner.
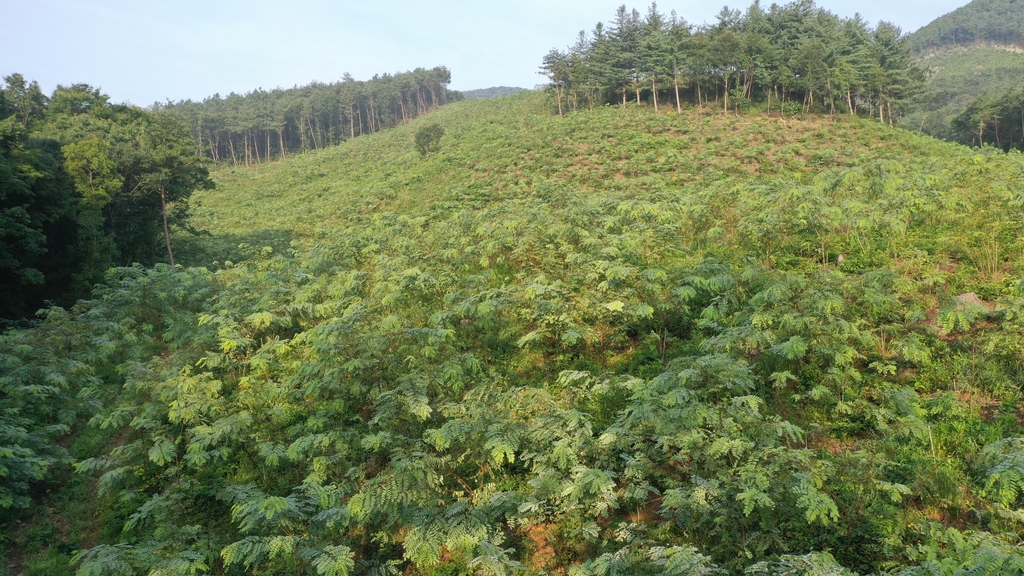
(949, 88), (1024, 151)
(0, 77), (78, 321)
(0, 74), (212, 322)
(162, 67), (459, 165)
(414, 122), (445, 156)
(540, 1), (923, 123)
(909, 0), (1024, 52)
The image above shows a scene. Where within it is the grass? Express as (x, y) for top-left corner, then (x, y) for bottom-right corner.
(185, 91), (967, 252)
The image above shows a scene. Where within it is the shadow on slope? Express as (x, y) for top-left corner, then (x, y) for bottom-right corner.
(174, 228), (296, 267)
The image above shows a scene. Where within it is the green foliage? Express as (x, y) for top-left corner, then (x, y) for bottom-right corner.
(415, 123), (445, 157)
(161, 67), (460, 165)
(462, 87), (528, 100)
(0, 109), (79, 320)
(10, 80), (1024, 576)
(0, 74), (215, 321)
(541, 2), (922, 122)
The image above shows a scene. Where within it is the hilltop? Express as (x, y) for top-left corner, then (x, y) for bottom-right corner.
(460, 86), (529, 100)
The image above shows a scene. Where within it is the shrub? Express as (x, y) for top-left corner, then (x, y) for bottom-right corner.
(415, 123), (445, 157)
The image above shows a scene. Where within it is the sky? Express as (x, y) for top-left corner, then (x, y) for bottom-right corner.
(2, 0), (969, 106)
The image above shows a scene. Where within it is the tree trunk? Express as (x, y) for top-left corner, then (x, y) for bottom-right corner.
(827, 80), (834, 117)
(674, 75), (681, 113)
(307, 115), (320, 149)
(161, 185), (175, 266)
(723, 75), (728, 114)
(847, 88), (854, 115)
(279, 128), (286, 160)
(652, 78), (658, 112)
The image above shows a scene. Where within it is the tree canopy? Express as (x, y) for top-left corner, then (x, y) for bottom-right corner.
(0, 75), (212, 322)
(540, 1), (923, 124)
(161, 67), (460, 165)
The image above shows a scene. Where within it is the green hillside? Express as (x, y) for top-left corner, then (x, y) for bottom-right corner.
(188, 93), (949, 244)
(909, 0), (1024, 52)
(9, 89), (1024, 574)
(906, 0), (1024, 144)
(905, 44), (1024, 136)
(460, 87), (528, 100)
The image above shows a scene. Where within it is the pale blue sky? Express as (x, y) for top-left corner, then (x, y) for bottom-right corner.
(1, 0), (968, 106)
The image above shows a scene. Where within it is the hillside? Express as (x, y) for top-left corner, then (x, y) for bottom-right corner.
(906, 0), (1024, 142)
(187, 93), (955, 245)
(909, 0), (1024, 52)
(460, 86), (528, 100)
(905, 44), (1024, 136)
(9, 91), (1024, 575)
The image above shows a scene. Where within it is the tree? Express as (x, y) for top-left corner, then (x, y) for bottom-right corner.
(414, 123), (445, 157)
(0, 116), (79, 320)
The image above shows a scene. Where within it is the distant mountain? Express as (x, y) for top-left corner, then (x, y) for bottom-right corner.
(460, 86), (528, 100)
(909, 0), (1024, 52)
(905, 0), (1024, 141)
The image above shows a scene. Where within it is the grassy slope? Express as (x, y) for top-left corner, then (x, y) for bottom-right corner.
(905, 0), (1024, 137)
(190, 92), (963, 245)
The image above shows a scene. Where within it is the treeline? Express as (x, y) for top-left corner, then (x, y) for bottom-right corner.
(541, 0), (923, 123)
(0, 74), (210, 322)
(909, 0), (1024, 52)
(162, 67), (460, 165)
(950, 87), (1024, 150)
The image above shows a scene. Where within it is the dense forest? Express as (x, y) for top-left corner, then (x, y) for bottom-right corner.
(539, 1), (923, 123)
(161, 67), (459, 166)
(0, 74), (211, 322)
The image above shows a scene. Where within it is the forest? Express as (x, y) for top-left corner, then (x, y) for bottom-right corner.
(539, 1), (922, 124)
(902, 0), (1024, 150)
(8, 0), (1024, 575)
(161, 67), (459, 166)
(0, 74), (211, 322)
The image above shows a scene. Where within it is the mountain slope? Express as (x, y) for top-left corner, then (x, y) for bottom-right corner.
(460, 86), (528, 99)
(909, 0), (1024, 51)
(9, 92), (1024, 575)
(906, 0), (1024, 139)
(190, 92), (966, 243)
